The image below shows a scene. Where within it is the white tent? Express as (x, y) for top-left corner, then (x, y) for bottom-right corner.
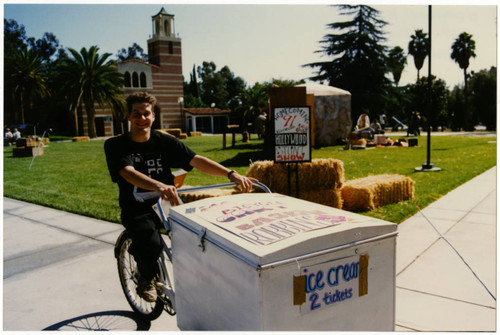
(295, 83), (351, 96)
(295, 83), (352, 146)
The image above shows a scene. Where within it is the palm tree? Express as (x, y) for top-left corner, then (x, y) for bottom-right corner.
(408, 29), (429, 82)
(387, 46), (407, 86)
(7, 48), (50, 124)
(451, 32), (476, 129)
(60, 46), (126, 138)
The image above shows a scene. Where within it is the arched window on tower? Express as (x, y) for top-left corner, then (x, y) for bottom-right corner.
(132, 72), (139, 87)
(124, 72), (131, 87)
(140, 72), (147, 87)
(164, 19), (170, 36)
(155, 20), (160, 36)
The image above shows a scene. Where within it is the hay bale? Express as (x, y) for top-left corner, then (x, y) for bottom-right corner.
(178, 133), (188, 140)
(297, 189), (343, 209)
(179, 185), (239, 203)
(246, 159), (344, 194)
(13, 146), (44, 157)
(348, 138), (367, 147)
(165, 128), (182, 137)
(341, 174), (415, 211)
(72, 136), (90, 142)
(17, 137), (44, 147)
(189, 131), (203, 137)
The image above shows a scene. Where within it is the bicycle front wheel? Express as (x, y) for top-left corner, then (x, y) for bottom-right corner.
(116, 232), (164, 320)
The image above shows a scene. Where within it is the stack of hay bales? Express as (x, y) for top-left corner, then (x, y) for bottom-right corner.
(72, 136), (90, 142)
(341, 174), (415, 211)
(13, 136), (49, 157)
(246, 159), (345, 208)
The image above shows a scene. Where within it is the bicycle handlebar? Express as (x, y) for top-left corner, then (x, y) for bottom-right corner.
(175, 181), (271, 194)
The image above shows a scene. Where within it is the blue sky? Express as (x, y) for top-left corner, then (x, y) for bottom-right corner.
(3, 2), (497, 89)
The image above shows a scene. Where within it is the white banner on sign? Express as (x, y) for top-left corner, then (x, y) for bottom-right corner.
(300, 255), (361, 314)
(274, 107), (311, 163)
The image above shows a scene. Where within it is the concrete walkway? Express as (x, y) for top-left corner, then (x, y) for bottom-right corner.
(395, 166), (497, 331)
(3, 166), (496, 331)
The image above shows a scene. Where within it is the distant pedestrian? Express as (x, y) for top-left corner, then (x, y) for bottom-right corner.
(254, 112), (266, 139)
(12, 128), (21, 141)
(5, 128), (13, 140)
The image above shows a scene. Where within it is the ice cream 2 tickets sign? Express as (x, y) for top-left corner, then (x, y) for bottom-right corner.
(274, 107), (311, 163)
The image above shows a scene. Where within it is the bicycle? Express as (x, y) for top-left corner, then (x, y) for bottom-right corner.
(114, 181), (271, 320)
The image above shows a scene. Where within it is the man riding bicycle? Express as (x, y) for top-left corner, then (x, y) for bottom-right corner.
(105, 92), (256, 302)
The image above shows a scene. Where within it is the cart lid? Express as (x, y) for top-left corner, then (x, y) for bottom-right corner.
(168, 193), (397, 268)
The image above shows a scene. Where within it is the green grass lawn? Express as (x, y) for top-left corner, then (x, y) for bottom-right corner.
(3, 134), (496, 224)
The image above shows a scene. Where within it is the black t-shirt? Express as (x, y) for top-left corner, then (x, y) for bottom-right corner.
(104, 131), (196, 216)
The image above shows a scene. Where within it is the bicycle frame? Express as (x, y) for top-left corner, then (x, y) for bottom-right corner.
(154, 181), (271, 311)
(116, 181), (271, 319)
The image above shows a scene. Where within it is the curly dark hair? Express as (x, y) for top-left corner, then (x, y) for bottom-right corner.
(126, 92), (157, 113)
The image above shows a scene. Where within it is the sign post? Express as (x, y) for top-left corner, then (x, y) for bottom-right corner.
(273, 106), (312, 197)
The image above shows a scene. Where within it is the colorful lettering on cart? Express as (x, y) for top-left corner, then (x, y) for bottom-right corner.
(196, 198), (350, 246)
(301, 256), (361, 314)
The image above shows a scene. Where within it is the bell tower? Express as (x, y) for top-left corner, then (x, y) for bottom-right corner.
(147, 7), (184, 129)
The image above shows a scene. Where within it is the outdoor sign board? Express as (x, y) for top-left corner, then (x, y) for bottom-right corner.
(298, 254), (369, 314)
(274, 107), (311, 163)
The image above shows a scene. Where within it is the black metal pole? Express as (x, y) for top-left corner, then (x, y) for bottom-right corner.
(426, 5), (432, 168)
(417, 5), (440, 172)
(295, 162), (299, 198)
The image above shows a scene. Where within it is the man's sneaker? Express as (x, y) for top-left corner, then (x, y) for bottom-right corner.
(137, 279), (157, 302)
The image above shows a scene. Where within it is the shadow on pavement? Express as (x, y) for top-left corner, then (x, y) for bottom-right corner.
(43, 310), (151, 331)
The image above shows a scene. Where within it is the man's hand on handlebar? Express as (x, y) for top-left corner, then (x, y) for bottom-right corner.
(229, 172), (258, 193)
(155, 183), (182, 206)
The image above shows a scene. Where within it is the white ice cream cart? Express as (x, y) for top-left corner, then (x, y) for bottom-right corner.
(168, 192), (397, 331)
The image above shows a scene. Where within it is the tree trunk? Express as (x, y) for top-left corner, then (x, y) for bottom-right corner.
(20, 92), (25, 124)
(463, 67), (470, 130)
(84, 98), (97, 138)
(72, 91), (83, 136)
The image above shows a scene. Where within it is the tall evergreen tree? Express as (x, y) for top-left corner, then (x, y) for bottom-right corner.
(305, 5), (391, 119)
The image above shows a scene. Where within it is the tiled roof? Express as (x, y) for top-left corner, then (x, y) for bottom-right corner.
(115, 58), (160, 69)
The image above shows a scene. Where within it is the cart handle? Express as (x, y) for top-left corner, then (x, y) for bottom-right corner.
(155, 181), (271, 229)
(176, 181), (271, 194)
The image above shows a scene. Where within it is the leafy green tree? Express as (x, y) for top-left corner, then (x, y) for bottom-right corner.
(5, 48), (50, 124)
(27, 32), (62, 64)
(451, 32), (476, 129)
(196, 61), (247, 114)
(305, 5), (391, 119)
(4, 19), (29, 55)
(404, 75), (449, 130)
(387, 46), (407, 86)
(220, 65), (246, 112)
(197, 61), (229, 109)
(448, 86), (465, 131)
(60, 46), (126, 138)
(239, 82), (269, 123)
(116, 43), (148, 62)
(183, 65), (205, 108)
(469, 67), (496, 130)
(408, 29), (429, 82)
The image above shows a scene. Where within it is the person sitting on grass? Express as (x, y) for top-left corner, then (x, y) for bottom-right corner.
(104, 92), (257, 302)
(355, 111), (372, 137)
